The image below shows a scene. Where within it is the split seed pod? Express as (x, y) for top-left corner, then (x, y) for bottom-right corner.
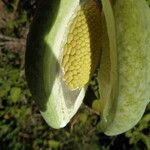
(25, 0), (150, 135)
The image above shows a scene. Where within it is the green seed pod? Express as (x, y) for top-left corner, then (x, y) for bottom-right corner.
(25, 0), (102, 128)
(98, 0), (150, 135)
(25, 0), (150, 134)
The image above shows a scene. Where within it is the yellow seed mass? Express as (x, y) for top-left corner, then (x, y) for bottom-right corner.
(61, 0), (101, 90)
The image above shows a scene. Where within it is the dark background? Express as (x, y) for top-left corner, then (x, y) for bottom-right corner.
(0, 0), (150, 149)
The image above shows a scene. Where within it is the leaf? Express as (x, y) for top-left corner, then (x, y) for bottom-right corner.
(92, 99), (101, 115)
(9, 87), (21, 103)
(48, 140), (61, 149)
(79, 113), (87, 124)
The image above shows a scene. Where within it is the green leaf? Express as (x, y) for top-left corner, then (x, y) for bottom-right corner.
(48, 140), (60, 149)
(79, 113), (87, 124)
(92, 99), (101, 115)
(9, 87), (21, 103)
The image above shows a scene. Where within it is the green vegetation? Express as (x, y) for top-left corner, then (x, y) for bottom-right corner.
(0, 0), (149, 149)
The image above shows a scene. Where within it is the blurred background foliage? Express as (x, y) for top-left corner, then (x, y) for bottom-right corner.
(0, 0), (150, 150)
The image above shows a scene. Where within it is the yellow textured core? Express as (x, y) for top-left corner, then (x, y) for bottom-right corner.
(61, 0), (101, 90)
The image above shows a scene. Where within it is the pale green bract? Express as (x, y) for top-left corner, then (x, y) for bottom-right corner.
(25, 0), (87, 129)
